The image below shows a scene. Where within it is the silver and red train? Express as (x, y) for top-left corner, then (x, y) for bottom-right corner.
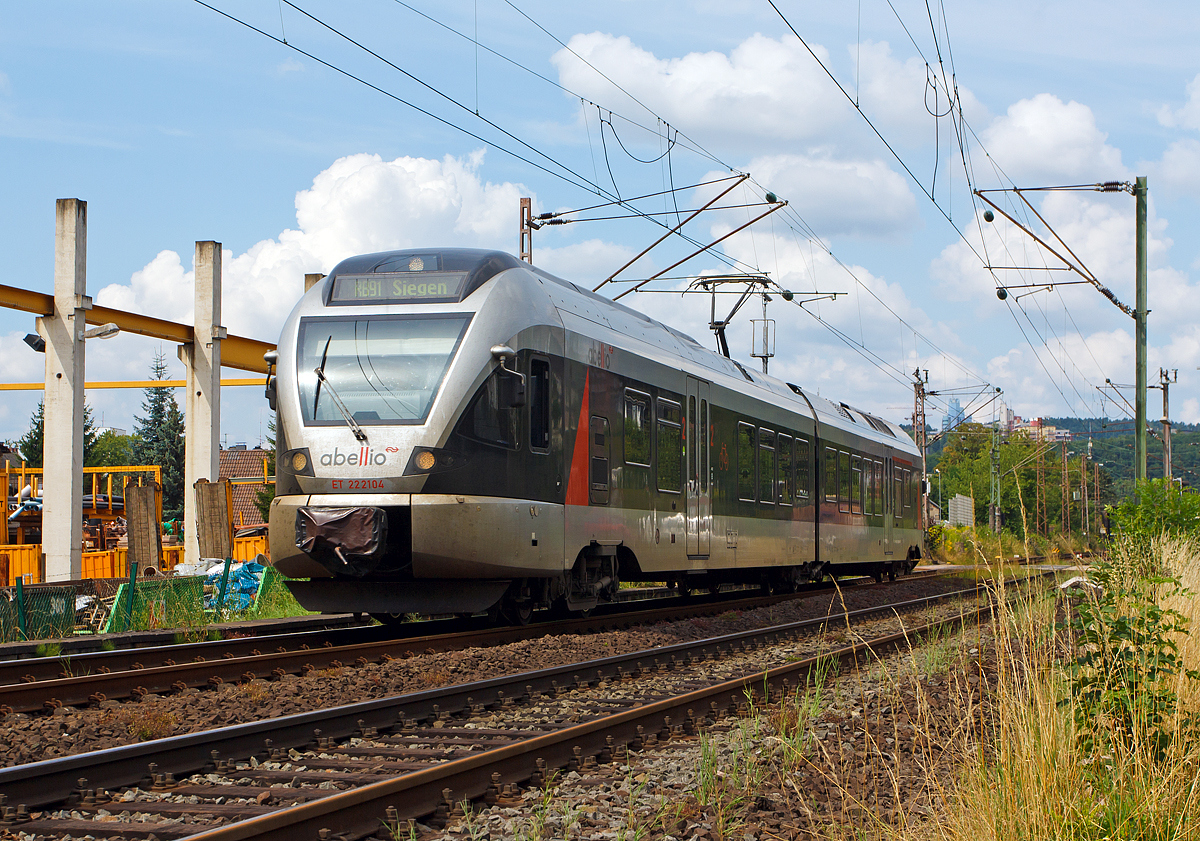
(265, 248), (923, 622)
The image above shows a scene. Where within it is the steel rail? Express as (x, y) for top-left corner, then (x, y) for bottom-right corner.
(0, 580), (1006, 808)
(187, 601), (999, 840)
(0, 582), (908, 712)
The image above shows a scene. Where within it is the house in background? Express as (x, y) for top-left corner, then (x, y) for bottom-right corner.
(219, 445), (272, 529)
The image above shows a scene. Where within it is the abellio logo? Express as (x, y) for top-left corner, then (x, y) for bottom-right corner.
(319, 446), (387, 467)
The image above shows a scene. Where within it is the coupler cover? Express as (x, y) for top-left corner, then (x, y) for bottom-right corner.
(295, 506), (388, 577)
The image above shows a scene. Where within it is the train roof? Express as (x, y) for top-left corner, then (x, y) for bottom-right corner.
(323, 247), (915, 452)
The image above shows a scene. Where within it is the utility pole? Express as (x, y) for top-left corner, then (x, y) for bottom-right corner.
(1160, 367), (1177, 480)
(519, 197), (533, 264)
(1061, 442), (1070, 533)
(1084, 446), (1094, 537)
(1134, 176), (1149, 484)
(990, 422), (1001, 531)
(1035, 445), (1047, 536)
(912, 368), (928, 531)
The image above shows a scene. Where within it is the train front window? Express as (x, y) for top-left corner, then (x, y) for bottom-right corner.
(297, 315), (470, 426)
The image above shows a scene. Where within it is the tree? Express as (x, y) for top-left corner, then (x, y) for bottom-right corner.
(16, 403), (43, 467)
(131, 351), (186, 521)
(16, 401), (97, 468)
(253, 416), (276, 523)
(87, 431), (135, 467)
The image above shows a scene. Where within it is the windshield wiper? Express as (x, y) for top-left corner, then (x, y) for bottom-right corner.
(315, 369), (369, 443)
(313, 337), (368, 443)
(313, 336), (332, 415)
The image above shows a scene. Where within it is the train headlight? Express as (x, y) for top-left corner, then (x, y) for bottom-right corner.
(282, 448), (314, 477)
(415, 450), (436, 471)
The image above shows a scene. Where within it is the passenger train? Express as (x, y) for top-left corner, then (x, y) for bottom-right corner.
(266, 248), (924, 623)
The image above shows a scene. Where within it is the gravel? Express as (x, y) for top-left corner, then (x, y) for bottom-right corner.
(0, 575), (978, 769)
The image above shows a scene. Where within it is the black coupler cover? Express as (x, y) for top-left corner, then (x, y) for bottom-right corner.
(295, 506), (388, 577)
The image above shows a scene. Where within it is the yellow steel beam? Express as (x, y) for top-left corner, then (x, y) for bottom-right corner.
(0, 284), (276, 374)
(88, 304), (192, 345)
(221, 334), (276, 374)
(0, 378), (263, 391)
(0, 284), (53, 315)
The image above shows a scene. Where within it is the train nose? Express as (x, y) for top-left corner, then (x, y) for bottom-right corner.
(295, 506), (388, 576)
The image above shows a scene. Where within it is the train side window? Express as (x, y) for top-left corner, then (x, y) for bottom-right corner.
(824, 447), (838, 503)
(758, 428), (775, 505)
(894, 469), (902, 519)
(838, 451), (851, 513)
(796, 437), (810, 499)
(529, 358), (550, 452)
(851, 455), (863, 514)
(777, 434), (793, 505)
(868, 455), (878, 515)
(657, 398), (683, 493)
(701, 399), (709, 492)
(738, 424), (756, 501)
(590, 416), (610, 505)
(460, 368), (519, 449)
(623, 389), (651, 466)
(872, 461), (882, 516)
(903, 468), (912, 509)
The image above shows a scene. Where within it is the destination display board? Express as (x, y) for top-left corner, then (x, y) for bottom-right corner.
(329, 271), (468, 305)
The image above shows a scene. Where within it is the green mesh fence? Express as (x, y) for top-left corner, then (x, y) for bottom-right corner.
(102, 576), (208, 634)
(0, 567), (311, 643)
(0, 585), (78, 643)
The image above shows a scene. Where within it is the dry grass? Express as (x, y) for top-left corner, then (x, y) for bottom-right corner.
(912, 538), (1200, 841)
(692, 543), (1200, 840)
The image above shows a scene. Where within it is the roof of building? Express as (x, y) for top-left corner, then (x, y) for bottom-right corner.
(219, 448), (271, 528)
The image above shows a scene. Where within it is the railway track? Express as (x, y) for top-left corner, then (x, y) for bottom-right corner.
(0, 573), (945, 715)
(0, 576), (1042, 839)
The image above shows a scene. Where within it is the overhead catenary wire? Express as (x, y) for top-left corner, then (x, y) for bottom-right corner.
(363, 0), (1010, 400)
(198, 0), (759, 278)
(226, 0), (1121, 424)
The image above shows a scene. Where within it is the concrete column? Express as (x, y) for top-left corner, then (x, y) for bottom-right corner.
(304, 273), (325, 293)
(42, 199), (89, 582)
(179, 241), (225, 565)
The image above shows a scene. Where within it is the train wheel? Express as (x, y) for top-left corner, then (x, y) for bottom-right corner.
(887, 564), (897, 582)
(370, 612), (409, 626)
(708, 583), (721, 596)
(873, 569), (885, 584)
(676, 580), (693, 599)
(503, 601), (534, 626)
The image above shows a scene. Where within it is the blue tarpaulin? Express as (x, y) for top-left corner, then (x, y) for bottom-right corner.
(203, 561), (265, 611)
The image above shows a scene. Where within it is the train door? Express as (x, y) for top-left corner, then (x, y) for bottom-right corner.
(685, 377), (711, 557)
(884, 456), (895, 555)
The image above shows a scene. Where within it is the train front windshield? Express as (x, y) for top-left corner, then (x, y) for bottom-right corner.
(297, 314), (471, 426)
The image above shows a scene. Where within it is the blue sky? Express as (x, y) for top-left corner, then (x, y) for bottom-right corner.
(2, 0), (1199, 448)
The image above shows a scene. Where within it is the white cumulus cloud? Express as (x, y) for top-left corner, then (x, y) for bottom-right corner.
(1157, 72), (1200, 131)
(552, 32), (852, 148)
(740, 153), (919, 237)
(981, 94), (1125, 183)
(94, 151), (527, 340)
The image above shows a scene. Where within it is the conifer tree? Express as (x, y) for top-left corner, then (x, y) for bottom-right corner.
(16, 402), (97, 468)
(131, 351), (186, 520)
(253, 416), (276, 523)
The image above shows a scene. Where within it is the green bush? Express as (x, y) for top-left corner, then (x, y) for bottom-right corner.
(1107, 479), (1200, 547)
(1061, 547), (1200, 759)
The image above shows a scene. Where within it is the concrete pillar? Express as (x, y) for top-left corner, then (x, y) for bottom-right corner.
(304, 273), (325, 293)
(179, 241), (225, 565)
(42, 199), (89, 582)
